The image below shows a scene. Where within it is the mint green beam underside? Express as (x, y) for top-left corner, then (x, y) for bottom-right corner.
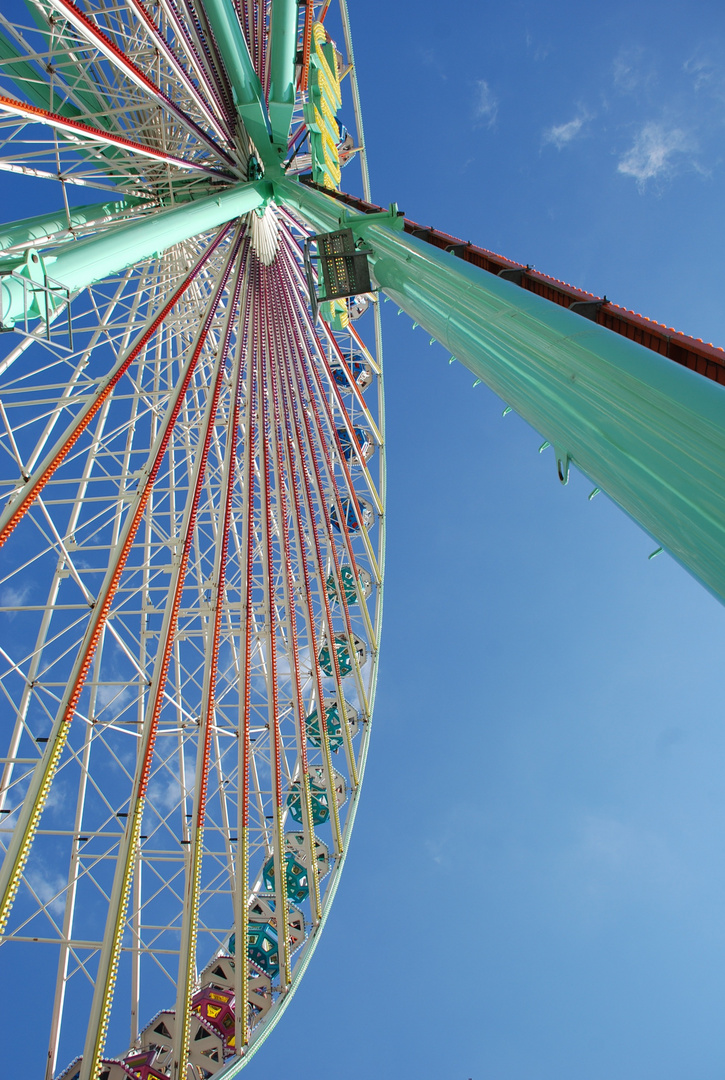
(1, 181), (269, 324)
(277, 178), (725, 605)
(267, 0), (299, 146)
(0, 27), (106, 121)
(202, 0), (278, 165)
(0, 30), (66, 114)
(0, 198), (140, 252)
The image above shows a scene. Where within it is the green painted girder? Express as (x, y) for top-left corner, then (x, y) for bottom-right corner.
(0, 181), (270, 326)
(0, 29), (68, 114)
(202, 0), (279, 167)
(267, 0), (299, 147)
(2, 16), (130, 173)
(0, 197), (141, 252)
(5, 14), (111, 125)
(276, 177), (725, 606)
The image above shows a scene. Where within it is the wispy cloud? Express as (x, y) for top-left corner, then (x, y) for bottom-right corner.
(524, 30), (550, 63)
(617, 122), (691, 189)
(95, 683), (134, 720)
(419, 47), (447, 82)
(613, 46), (656, 94)
(684, 54), (716, 92)
(0, 583), (32, 620)
(543, 113), (589, 149)
(27, 868), (67, 918)
(473, 79), (498, 128)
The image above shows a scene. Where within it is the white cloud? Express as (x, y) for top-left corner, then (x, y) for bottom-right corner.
(543, 114), (587, 149)
(147, 750), (197, 818)
(617, 123), (690, 189)
(684, 55), (715, 92)
(419, 47), (447, 82)
(613, 46), (655, 93)
(95, 683), (134, 719)
(0, 583), (32, 620)
(473, 79), (498, 128)
(27, 868), (66, 917)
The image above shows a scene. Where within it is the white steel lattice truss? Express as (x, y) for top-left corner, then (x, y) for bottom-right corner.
(0, 1), (384, 1078)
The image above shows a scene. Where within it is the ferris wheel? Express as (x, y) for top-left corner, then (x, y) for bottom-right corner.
(2, 1), (725, 1078)
(0, 1), (385, 1077)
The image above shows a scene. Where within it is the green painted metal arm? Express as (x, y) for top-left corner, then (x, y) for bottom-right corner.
(3, 14), (130, 172)
(277, 176), (725, 605)
(1, 181), (270, 325)
(202, 0), (278, 165)
(5, 13), (111, 123)
(0, 197), (141, 251)
(267, 0), (298, 147)
(0, 29), (69, 113)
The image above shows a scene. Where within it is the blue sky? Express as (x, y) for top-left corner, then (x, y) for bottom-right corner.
(244, 2), (725, 1079)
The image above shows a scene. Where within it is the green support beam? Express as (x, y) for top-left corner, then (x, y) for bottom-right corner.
(0, 198), (141, 252)
(0, 29), (67, 114)
(277, 177), (725, 605)
(1, 181), (270, 326)
(267, 0), (299, 147)
(202, 0), (278, 166)
(1, 21), (111, 124)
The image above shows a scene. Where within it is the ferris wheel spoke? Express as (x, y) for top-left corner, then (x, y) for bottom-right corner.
(39, 0), (237, 167)
(290, 328), (379, 679)
(0, 156), (139, 193)
(254, 263), (292, 992)
(45, 650), (101, 1080)
(154, 0), (235, 135)
(0, 95), (229, 175)
(275, 299), (362, 798)
(174, 0), (237, 134)
(0, 227), (241, 947)
(193, 263), (249, 1057)
(263, 265), (328, 938)
(171, 244), (246, 1080)
(287, 325), (374, 731)
(267, 268), (348, 852)
(230, 256), (255, 1053)
(123, 0), (233, 145)
(277, 232), (383, 523)
(0, 225), (231, 551)
(75, 227), (244, 1080)
(277, 252), (380, 603)
(266, 275), (324, 926)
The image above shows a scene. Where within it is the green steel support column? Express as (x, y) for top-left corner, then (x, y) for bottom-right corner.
(1, 181), (270, 326)
(0, 198), (141, 252)
(267, 0), (299, 147)
(202, 0), (278, 166)
(277, 177), (725, 605)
